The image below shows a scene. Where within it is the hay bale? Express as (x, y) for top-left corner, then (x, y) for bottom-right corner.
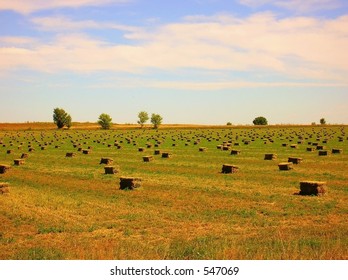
(21, 153), (29, 159)
(222, 146), (230, 151)
(119, 177), (142, 190)
(307, 147), (315, 152)
(318, 150), (328, 156)
(316, 145), (326, 150)
(7, 150), (13, 154)
(161, 152), (171, 158)
(143, 156), (153, 162)
(288, 157), (303, 164)
(100, 158), (114, 164)
(221, 164), (239, 174)
(82, 149), (90, 154)
(264, 154), (277, 160)
(104, 166), (118, 174)
(14, 159), (25, 166)
(299, 181), (326, 196)
(0, 182), (10, 194)
(290, 144), (298, 149)
(0, 165), (11, 174)
(154, 150), (161, 155)
(199, 147), (207, 152)
(230, 150), (241, 155)
(138, 147), (145, 152)
(332, 148), (343, 154)
(278, 162), (293, 171)
(216, 145), (222, 150)
(282, 143), (288, 147)
(66, 152), (76, 157)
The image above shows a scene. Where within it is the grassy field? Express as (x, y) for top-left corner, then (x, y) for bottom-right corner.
(0, 125), (347, 260)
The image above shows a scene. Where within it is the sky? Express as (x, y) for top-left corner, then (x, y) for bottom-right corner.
(0, 0), (348, 125)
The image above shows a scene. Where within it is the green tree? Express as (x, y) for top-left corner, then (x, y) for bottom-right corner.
(53, 108), (72, 129)
(151, 113), (163, 129)
(98, 113), (112, 130)
(320, 118), (326, 125)
(226, 122), (232, 126)
(253, 116), (268, 125)
(137, 111), (149, 128)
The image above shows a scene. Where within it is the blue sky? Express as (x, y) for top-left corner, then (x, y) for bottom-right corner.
(0, 0), (347, 125)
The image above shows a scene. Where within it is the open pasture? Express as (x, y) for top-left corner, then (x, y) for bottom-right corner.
(0, 126), (347, 259)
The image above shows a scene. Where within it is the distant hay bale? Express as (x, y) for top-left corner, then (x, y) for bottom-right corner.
(143, 156), (153, 162)
(7, 150), (13, 154)
(299, 181), (326, 196)
(278, 162), (293, 171)
(234, 143), (240, 146)
(318, 150), (328, 156)
(82, 149), (90, 154)
(100, 158), (113, 164)
(77, 147), (82, 151)
(138, 147), (145, 152)
(230, 150), (241, 155)
(332, 148), (343, 154)
(316, 145), (326, 150)
(290, 144), (298, 149)
(154, 150), (161, 155)
(288, 157), (303, 164)
(199, 147), (207, 152)
(221, 164), (239, 174)
(119, 177), (142, 190)
(146, 144), (153, 148)
(161, 152), (171, 158)
(66, 152), (76, 157)
(104, 166), (119, 174)
(14, 159), (25, 166)
(282, 143), (288, 147)
(41, 146), (46, 150)
(216, 145), (222, 150)
(307, 147), (315, 152)
(0, 182), (10, 194)
(264, 154), (277, 160)
(21, 153), (29, 159)
(222, 146), (230, 151)
(0, 164), (11, 174)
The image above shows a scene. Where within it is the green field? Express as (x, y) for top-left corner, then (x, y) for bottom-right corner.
(0, 125), (347, 259)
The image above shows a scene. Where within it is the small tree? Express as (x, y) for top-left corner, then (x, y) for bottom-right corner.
(137, 111), (149, 128)
(151, 113), (163, 129)
(53, 108), (71, 129)
(320, 118), (326, 125)
(98, 113), (112, 130)
(226, 122), (232, 126)
(253, 116), (268, 125)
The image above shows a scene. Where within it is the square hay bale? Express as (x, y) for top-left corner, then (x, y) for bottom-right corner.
(41, 146), (46, 150)
(222, 146), (230, 151)
(7, 150), (13, 154)
(82, 149), (90, 154)
(77, 147), (83, 151)
(230, 150), (241, 155)
(234, 143), (240, 146)
(278, 162), (293, 171)
(282, 143), (288, 147)
(288, 157), (303, 164)
(146, 144), (153, 148)
(332, 148), (343, 154)
(21, 153), (29, 159)
(299, 181), (326, 196)
(0, 182), (10, 194)
(221, 164), (239, 174)
(119, 177), (142, 190)
(138, 147), (145, 152)
(104, 166), (119, 174)
(199, 147), (207, 152)
(318, 150), (328, 156)
(161, 152), (171, 158)
(0, 165), (11, 174)
(143, 156), (153, 162)
(216, 145), (222, 150)
(14, 159), (25, 166)
(316, 145), (326, 150)
(100, 158), (114, 164)
(154, 150), (161, 155)
(264, 153), (277, 160)
(66, 152), (76, 157)
(290, 144), (298, 149)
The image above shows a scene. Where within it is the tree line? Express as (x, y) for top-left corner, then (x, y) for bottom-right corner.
(53, 108), (163, 130)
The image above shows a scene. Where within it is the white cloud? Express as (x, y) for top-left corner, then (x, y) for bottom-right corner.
(0, 0), (129, 14)
(31, 16), (139, 33)
(1, 13), (348, 86)
(239, 0), (342, 12)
